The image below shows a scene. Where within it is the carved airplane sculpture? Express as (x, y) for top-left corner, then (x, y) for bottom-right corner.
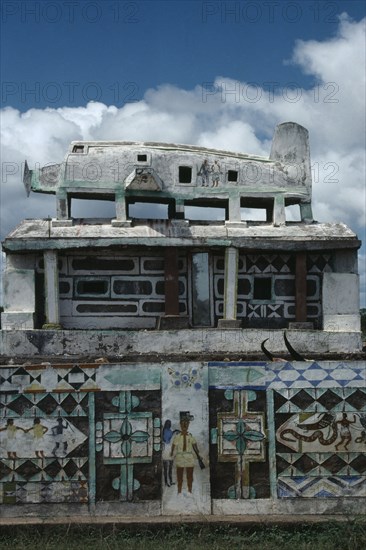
(23, 122), (314, 226)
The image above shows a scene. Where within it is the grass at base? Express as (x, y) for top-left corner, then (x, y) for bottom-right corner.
(0, 522), (365, 550)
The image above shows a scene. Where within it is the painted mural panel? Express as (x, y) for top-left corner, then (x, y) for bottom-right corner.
(0, 361), (365, 515)
(161, 363), (210, 515)
(0, 391), (89, 504)
(274, 387), (366, 498)
(94, 390), (161, 502)
(209, 388), (269, 499)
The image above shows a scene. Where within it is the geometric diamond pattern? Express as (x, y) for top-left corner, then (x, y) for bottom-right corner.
(0, 392), (89, 418)
(317, 390), (343, 410)
(0, 457), (88, 483)
(55, 365), (99, 392)
(275, 452), (366, 477)
(307, 253), (332, 273)
(274, 363), (366, 501)
(349, 455), (366, 474)
(0, 480), (89, 504)
(245, 254), (295, 274)
(274, 387), (366, 414)
(14, 460), (42, 481)
(36, 395), (59, 414)
(268, 362), (365, 389)
(278, 476), (366, 498)
(321, 454), (348, 474)
(346, 389), (366, 411)
(0, 363), (100, 394)
(293, 454), (319, 474)
(290, 389), (315, 410)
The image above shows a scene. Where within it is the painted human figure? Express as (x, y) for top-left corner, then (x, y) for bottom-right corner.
(198, 159), (210, 187)
(162, 419), (178, 487)
(211, 160), (221, 187)
(171, 412), (203, 494)
(26, 417), (48, 458)
(335, 413), (357, 451)
(51, 418), (69, 456)
(0, 419), (25, 458)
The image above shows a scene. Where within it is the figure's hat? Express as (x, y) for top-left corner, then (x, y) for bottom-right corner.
(180, 411), (194, 422)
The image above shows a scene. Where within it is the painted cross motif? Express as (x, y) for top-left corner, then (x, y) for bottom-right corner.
(96, 391), (161, 501)
(217, 390), (266, 499)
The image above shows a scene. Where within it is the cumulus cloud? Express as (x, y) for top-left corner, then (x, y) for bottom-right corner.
(1, 14), (365, 304)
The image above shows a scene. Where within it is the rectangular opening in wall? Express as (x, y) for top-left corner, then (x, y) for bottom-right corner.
(184, 198), (228, 221)
(137, 154), (147, 162)
(241, 207), (267, 221)
(191, 252), (211, 326)
(241, 197), (274, 222)
(227, 170), (238, 182)
(75, 278), (110, 297)
(72, 257), (137, 272)
(128, 201), (169, 220)
(253, 276), (272, 301)
(59, 280), (71, 295)
(179, 166), (192, 184)
(184, 206), (226, 221)
(72, 145), (85, 153)
(70, 198), (116, 221)
(113, 279), (153, 296)
(285, 203), (301, 222)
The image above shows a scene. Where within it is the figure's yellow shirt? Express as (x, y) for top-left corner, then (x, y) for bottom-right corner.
(172, 433), (196, 467)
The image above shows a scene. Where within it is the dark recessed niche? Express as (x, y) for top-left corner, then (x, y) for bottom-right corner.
(143, 259), (165, 271)
(76, 280), (109, 296)
(59, 281), (71, 295)
(141, 301), (186, 313)
(113, 280), (152, 295)
(179, 166), (192, 183)
(274, 278), (295, 297)
(215, 258), (225, 271)
(72, 258), (135, 271)
(228, 170), (238, 182)
(307, 305), (320, 318)
(238, 278), (251, 296)
(76, 304), (137, 313)
(155, 280), (185, 296)
(307, 278), (317, 297)
(217, 278), (225, 296)
(142, 301), (165, 313)
(137, 154), (147, 162)
(72, 145), (84, 153)
(253, 277), (272, 300)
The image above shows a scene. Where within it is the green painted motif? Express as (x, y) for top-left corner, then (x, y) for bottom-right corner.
(216, 390), (267, 499)
(104, 416), (149, 458)
(223, 419), (265, 455)
(209, 366), (266, 388)
(97, 391), (160, 502)
(104, 367), (161, 389)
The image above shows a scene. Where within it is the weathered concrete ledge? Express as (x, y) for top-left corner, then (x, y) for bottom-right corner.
(1, 498), (366, 522)
(1, 512), (365, 526)
(2, 220), (361, 252)
(0, 328), (362, 357)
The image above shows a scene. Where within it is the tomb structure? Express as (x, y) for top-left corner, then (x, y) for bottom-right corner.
(0, 122), (364, 521)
